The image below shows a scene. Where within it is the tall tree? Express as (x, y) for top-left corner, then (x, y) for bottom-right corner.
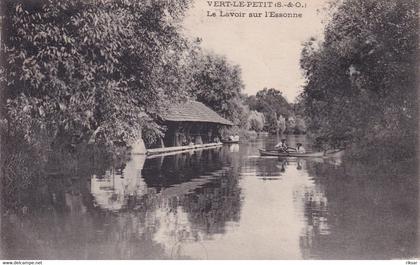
(300, 0), (418, 157)
(247, 110), (265, 132)
(255, 88), (291, 117)
(246, 88), (291, 133)
(188, 51), (247, 126)
(2, 0), (192, 145)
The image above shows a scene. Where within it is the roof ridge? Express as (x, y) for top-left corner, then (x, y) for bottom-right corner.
(161, 100), (233, 126)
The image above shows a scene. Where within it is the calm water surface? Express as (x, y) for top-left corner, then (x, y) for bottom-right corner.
(1, 135), (419, 259)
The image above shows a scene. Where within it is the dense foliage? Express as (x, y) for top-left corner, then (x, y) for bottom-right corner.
(247, 110), (265, 132)
(300, 0), (418, 157)
(245, 88), (306, 134)
(1, 0), (253, 147)
(188, 49), (248, 127)
(1, 0), (192, 146)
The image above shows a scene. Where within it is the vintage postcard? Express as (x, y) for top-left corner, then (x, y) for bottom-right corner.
(0, 0), (418, 261)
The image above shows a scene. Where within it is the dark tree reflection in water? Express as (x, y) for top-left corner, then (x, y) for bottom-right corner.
(1, 140), (168, 259)
(141, 147), (243, 240)
(300, 159), (418, 259)
(1, 136), (418, 259)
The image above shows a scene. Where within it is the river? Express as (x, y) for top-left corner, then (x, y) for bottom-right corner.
(1, 135), (418, 259)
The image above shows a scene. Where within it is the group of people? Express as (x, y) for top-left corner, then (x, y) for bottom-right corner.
(229, 134), (240, 142)
(274, 139), (305, 153)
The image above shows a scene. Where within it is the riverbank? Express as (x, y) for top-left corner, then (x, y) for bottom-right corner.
(342, 139), (417, 163)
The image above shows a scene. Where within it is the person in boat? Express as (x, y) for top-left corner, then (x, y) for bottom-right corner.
(275, 139), (289, 153)
(296, 143), (306, 153)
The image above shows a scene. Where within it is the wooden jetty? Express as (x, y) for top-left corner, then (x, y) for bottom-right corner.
(146, 142), (223, 158)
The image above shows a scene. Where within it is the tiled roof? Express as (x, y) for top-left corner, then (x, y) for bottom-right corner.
(161, 101), (233, 126)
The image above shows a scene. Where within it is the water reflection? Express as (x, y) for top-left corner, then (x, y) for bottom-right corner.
(301, 159), (418, 259)
(1, 136), (418, 259)
(90, 155), (147, 211)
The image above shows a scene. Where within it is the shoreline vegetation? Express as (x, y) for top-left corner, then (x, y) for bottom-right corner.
(1, 0), (418, 165)
(299, 0), (418, 161)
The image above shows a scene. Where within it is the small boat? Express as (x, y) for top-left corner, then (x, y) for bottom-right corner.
(259, 148), (344, 157)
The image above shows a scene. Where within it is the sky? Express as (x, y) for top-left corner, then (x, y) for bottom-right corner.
(182, 0), (330, 102)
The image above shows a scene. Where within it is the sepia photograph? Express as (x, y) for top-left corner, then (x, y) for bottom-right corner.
(0, 0), (419, 261)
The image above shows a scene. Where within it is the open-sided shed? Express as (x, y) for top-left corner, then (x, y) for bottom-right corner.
(157, 101), (233, 148)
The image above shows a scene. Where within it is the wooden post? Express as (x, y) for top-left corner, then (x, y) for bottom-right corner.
(173, 125), (180, 147)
